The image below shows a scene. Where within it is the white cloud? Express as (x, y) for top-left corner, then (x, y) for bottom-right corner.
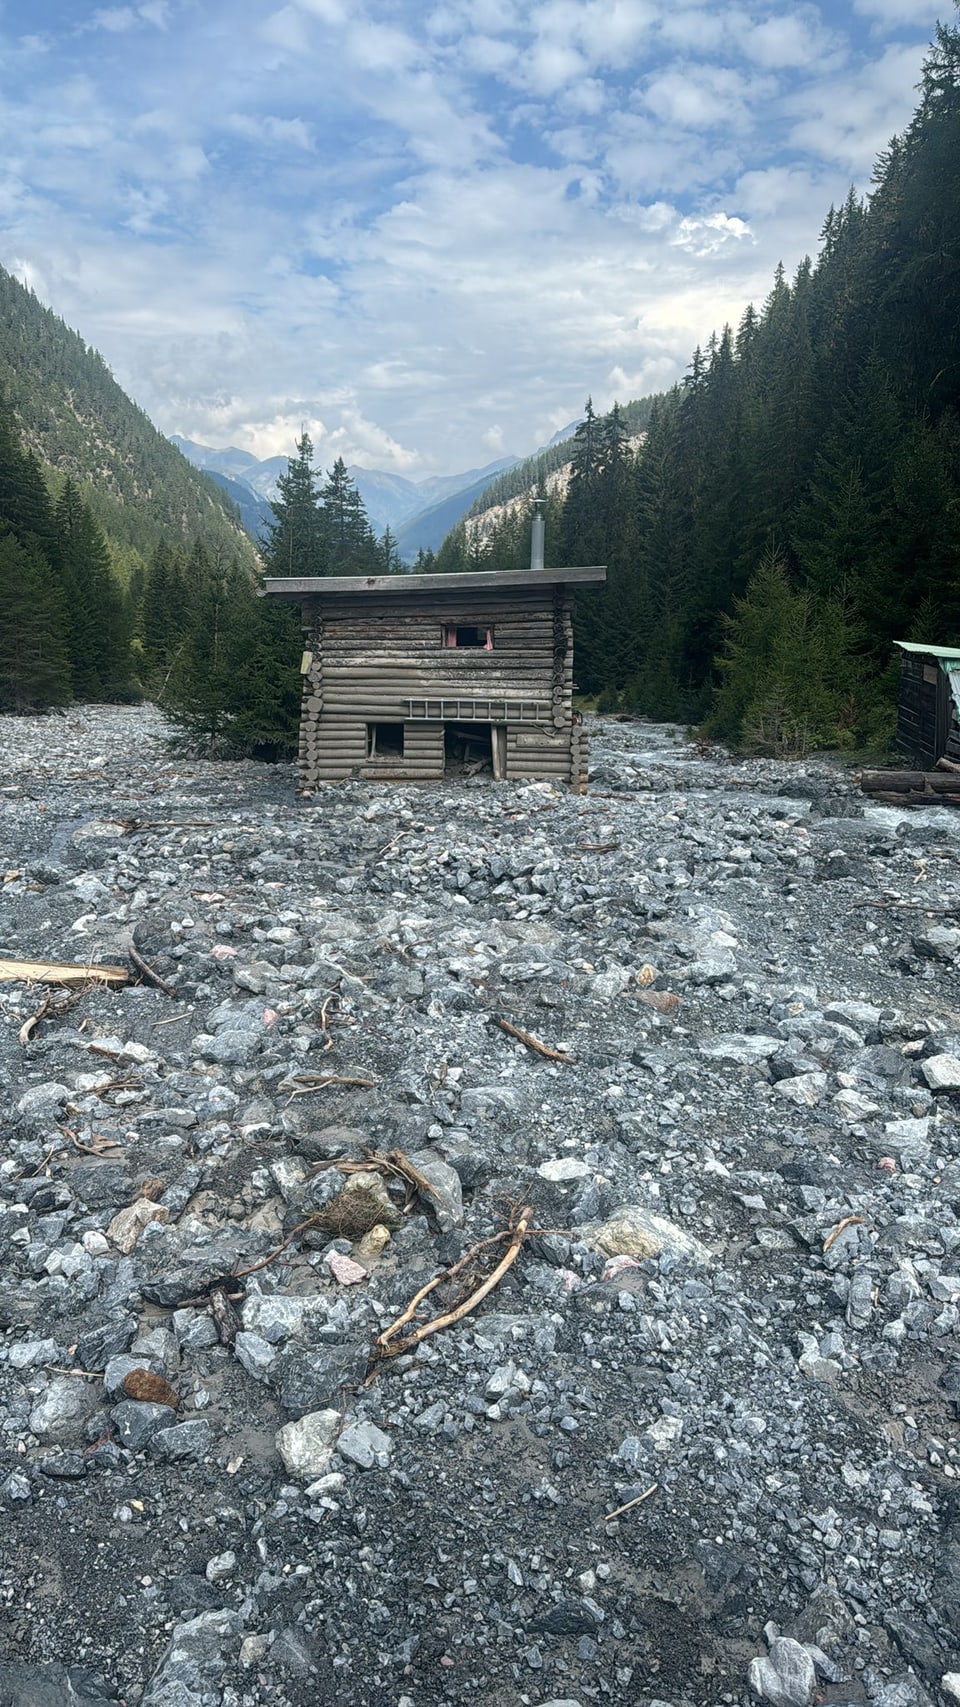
(297, 0), (348, 20)
(786, 40), (928, 173)
(606, 355), (684, 399)
(578, 0), (656, 63)
(462, 32), (517, 73)
(0, 0), (944, 477)
(656, 8), (730, 56)
(671, 209), (752, 254)
(739, 12), (839, 71)
(525, 39), (589, 95)
(643, 63), (771, 132)
(91, 8), (138, 30)
(344, 18), (421, 74)
(228, 113), (315, 151)
(87, 2), (168, 30)
(259, 6), (313, 56)
(853, 0), (940, 27)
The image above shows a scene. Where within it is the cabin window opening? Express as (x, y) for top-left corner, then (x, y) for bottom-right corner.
(367, 722), (404, 759)
(443, 625), (493, 649)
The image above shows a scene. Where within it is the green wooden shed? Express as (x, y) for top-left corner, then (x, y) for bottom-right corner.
(894, 641), (960, 767)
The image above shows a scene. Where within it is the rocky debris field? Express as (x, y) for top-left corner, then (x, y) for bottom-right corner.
(2, 707), (960, 1707)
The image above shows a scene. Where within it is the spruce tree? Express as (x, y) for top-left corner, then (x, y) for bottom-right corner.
(53, 479), (132, 699)
(0, 534), (71, 712)
(262, 433), (326, 578)
(321, 457), (380, 574)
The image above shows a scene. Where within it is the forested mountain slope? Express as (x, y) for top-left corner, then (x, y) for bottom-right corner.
(439, 18), (960, 753)
(0, 265), (253, 567)
(465, 394), (658, 526)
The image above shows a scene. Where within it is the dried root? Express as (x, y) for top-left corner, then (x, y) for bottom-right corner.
(375, 1204), (535, 1360)
(313, 1181), (397, 1239)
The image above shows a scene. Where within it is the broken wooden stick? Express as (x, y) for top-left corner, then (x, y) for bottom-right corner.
(18, 980), (102, 1044)
(316, 989), (340, 1052)
(128, 944), (178, 999)
(493, 1016), (575, 1065)
(377, 1147), (441, 1207)
(230, 1215), (328, 1281)
(279, 1073), (378, 1101)
(605, 1483), (659, 1522)
(58, 1125), (125, 1159)
(18, 994), (52, 1045)
(307, 1147), (442, 1218)
(822, 1214), (865, 1253)
(375, 1205), (534, 1359)
(208, 1286), (242, 1347)
(0, 957), (128, 988)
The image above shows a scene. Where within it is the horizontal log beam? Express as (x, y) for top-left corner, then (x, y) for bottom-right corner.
(861, 770), (960, 792)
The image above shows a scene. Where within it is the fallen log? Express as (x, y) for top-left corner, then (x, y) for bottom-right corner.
(0, 957), (129, 987)
(860, 769), (960, 798)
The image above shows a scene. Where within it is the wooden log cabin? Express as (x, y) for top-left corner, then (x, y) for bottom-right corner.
(894, 641), (960, 767)
(262, 564), (606, 791)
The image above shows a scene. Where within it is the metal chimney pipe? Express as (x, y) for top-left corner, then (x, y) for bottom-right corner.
(530, 498), (545, 572)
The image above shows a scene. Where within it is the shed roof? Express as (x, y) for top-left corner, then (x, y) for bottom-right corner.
(262, 565), (606, 600)
(895, 641), (960, 662)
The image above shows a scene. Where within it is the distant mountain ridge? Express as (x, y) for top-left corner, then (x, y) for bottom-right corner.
(171, 434), (519, 557)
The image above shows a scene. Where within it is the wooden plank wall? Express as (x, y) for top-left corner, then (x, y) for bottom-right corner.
(297, 586), (584, 788)
(897, 653), (941, 767)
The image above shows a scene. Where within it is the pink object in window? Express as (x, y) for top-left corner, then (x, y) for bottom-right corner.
(484, 628), (493, 650)
(444, 626), (457, 648)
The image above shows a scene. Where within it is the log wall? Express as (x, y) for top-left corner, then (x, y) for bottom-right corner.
(296, 583), (586, 790)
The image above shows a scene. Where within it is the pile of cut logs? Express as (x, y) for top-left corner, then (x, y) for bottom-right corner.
(860, 756), (960, 806)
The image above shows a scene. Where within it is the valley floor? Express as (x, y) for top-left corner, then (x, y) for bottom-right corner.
(0, 705), (959, 1707)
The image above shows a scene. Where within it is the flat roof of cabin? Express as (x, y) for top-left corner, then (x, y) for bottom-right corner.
(262, 565), (607, 600)
(895, 641), (960, 661)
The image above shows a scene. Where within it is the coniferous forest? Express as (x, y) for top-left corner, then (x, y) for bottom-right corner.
(0, 395), (393, 755)
(1, 16), (959, 758)
(435, 18), (960, 754)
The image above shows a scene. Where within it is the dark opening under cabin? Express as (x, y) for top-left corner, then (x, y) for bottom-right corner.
(894, 641), (960, 767)
(262, 561), (605, 791)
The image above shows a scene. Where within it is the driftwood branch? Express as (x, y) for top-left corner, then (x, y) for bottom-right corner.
(375, 1147), (441, 1206)
(128, 944), (178, 999)
(605, 1483), (659, 1522)
(494, 1016), (575, 1065)
(58, 1125), (125, 1159)
(0, 957), (128, 987)
(279, 1073), (378, 1102)
(208, 1287), (242, 1347)
(316, 989), (341, 1051)
(18, 980), (102, 1044)
(375, 1206), (534, 1359)
(823, 1214), (865, 1252)
(848, 898), (960, 915)
(230, 1216), (325, 1281)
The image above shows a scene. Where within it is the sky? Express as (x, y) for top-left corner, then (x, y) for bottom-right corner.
(0, 0), (946, 479)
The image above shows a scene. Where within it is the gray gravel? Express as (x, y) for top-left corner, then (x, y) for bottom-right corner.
(2, 704), (960, 1707)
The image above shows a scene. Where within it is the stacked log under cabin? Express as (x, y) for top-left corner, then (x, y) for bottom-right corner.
(262, 564), (605, 791)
